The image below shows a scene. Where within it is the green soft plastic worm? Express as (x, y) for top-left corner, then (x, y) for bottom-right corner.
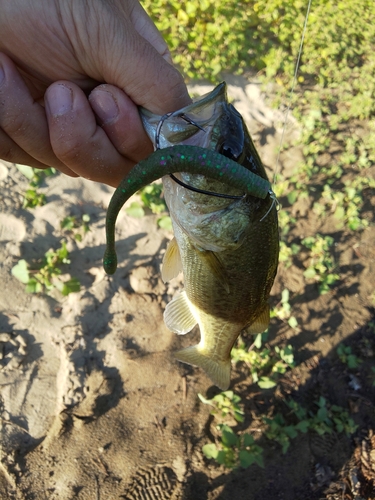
(103, 145), (271, 274)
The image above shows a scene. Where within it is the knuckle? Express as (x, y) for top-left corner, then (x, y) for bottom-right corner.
(51, 134), (100, 171)
(52, 139), (82, 163)
(0, 108), (29, 139)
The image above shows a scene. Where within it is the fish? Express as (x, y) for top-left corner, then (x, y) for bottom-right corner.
(103, 82), (279, 390)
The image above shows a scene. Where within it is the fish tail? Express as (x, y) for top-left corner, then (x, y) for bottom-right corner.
(174, 345), (231, 391)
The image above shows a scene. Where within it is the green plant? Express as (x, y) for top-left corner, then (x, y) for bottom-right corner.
(263, 413), (301, 454)
(125, 183), (172, 230)
(202, 424), (264, 469)
(308, 397), (358, 437)
(231, 336), (295, 389)
(141, 0), (261, 81)
(60, 214), (91, 242)
(199, 391), (263, 469)
(314, 178), (375, 231)
(198, 390), (244, 423)
(271, 288), (298, 329)
(23, 188), (47, 209)
(263, 397), (358, 453)
(302, 234), (340, 294)
(139, 183), (168, 214)
(278, 241), (300, 268)
(276, 210), (294, 239)
(336, 344), (362, 369)
(16, 165), (56, 208)
(11, 241), (80, 296)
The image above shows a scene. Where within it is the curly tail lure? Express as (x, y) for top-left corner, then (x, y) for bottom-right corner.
(103, 145), (272, 275)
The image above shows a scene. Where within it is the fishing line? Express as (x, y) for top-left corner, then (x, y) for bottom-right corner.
(273, 0), (313, 185)
(169, 174), (247, 200)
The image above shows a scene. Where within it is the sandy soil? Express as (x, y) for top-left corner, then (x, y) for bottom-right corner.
(0, 75), (374, 500)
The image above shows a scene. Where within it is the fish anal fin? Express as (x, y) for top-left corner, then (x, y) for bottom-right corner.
(198, 250), (230, 294)
(174, 345), (231, 391)
(164, 291), (197, 335)
(161, 237), (182, 283)
(246, 304), (270, 335)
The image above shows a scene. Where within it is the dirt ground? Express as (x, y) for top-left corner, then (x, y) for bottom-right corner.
(0, 76), (374, 500)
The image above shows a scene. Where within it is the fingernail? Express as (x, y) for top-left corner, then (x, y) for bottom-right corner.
(89, 89), (119, 124)
(46, 84), (73, 116)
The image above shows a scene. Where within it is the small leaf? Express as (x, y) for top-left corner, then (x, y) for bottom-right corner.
(317, 407), (328, 421)
(281, 288), (290, 303)
(347, 354), (361, 369)
(202, 443), (218, 459)
(253, 452), (264, 468)
(242, 433), (255, 447)
(234, 411), (245, 423)
(287, 190), (298, 204)
(61, 277), (81, 296)
(281, 441), (291, 454)
(317, 396), (326, 407)
(334, 206), (345, 221)
(284, 426), (298, 439)
(239, 450), (255, 468)
(11, 260), (30, 284)
(215, 450), (228, 465)
(295, 420), (310, 433)
(258, 377), (276, 389)
(222, 390), (234, 399)
(157, 215), (172, 230)
(254, 333), (262, 349)
(197, 393), (213, 406)
(60, 216), (76, 230)
(125, 202), (145, 218)
(221, 425), (238, 447)
(25, 278), (42, 294)
(16, 164), (35, 179)
(303, 267), (316, 279)
(288, 316), (298, 329)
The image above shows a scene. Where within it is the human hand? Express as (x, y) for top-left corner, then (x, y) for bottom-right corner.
(0, 0), (191, 186)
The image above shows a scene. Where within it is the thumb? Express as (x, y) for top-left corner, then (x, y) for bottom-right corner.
(71, 0), (191, 114)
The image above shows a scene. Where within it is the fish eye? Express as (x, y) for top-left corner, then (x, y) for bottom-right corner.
(219, 143), (245, 163)
(220, 144), (237, 160)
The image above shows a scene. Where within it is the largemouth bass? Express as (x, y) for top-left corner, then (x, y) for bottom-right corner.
(103, 83), (279, 390)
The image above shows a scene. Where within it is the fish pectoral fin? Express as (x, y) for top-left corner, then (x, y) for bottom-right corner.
(161, 237), (182, 283)
(174, 345), (231, 391)
(197, 250), (230, 294)
(163, 291), (197, 335)
(246, 304), (270, 334)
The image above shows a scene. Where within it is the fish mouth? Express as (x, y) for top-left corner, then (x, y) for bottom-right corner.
(140, 82), (246, 159)
(141, 82), (269, 195)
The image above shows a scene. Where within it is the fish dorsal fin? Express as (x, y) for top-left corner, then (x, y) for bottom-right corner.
(163, 291), (197, 335)
(247, 304), (270, 334)
(197, 250), (230, 294)
(161, 237), (182, 283)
